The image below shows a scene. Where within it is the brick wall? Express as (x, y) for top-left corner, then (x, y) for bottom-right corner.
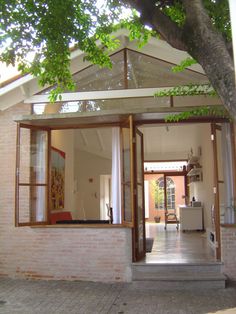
(221, 227), (236, 281)
(0, 104), (132, 282)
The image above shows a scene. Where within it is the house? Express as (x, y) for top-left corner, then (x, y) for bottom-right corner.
(0, 30), (236, 284)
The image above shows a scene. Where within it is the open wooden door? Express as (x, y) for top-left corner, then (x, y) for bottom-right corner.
(15, 123), (50, 226)
(121, 117), (145, 261)
(133, 128), (146, 261)
(211, 123), (223, 260)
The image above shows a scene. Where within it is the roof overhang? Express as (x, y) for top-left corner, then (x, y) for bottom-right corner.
(0, 29), (205, 111)
(15, 104), (227, 129)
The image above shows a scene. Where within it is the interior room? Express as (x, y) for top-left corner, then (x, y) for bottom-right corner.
(51, 127), (113, 222)
(48, 121), (229, 262)
(139, 122), (222, 262)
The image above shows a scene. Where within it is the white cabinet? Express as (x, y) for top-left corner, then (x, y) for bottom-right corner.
(179, 206), (203, 231)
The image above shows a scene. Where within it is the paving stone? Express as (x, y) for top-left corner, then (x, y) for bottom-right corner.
(0, 278), (235, 314)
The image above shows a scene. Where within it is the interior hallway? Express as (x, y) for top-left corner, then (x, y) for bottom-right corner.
(145, 222), (216, 264)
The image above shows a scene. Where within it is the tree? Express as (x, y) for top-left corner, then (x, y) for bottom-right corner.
(0, 1), (235, 117)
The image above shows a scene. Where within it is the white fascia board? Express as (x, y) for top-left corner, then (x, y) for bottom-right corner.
(0, 74), (34, 96)
(24, 87), (168, 103)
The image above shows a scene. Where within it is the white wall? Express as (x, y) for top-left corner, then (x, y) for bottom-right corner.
(51, 130), (76, 218)
(74, 150), (112, 219)
(188, 124), (214, 230)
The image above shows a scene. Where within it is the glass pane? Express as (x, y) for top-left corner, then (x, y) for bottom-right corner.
(19, 185), (47, 223)
(20, 128), (48, 184)
(127, 50), (208, 88)
(122, 128), (131, 183)
(19, 128), (31, 183)
(123, 184), (131, 221)
(216, 128), (224, 181)
(219, 182), (226, 223)
(137, 184), (144, 253)
(33, 96), (170, 115)
(136, 133), (142, 183)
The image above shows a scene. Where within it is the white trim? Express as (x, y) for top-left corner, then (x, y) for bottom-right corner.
(0, 29), (206, 111)
(24, 87), (176, 103)
(0, 74), (34, 96)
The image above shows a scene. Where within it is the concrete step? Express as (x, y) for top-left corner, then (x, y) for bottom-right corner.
(132, 262), (223, 279)
(131, 262), (227, 289)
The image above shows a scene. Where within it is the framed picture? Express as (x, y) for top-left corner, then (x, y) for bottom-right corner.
(51, 147), (65, 211)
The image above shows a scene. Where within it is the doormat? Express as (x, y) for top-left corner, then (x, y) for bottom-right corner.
(146, 238), (154, 253)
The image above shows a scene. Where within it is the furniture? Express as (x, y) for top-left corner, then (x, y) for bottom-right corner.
(164, 209), (179, 230)
(179, 205), (203, 231)
(50, 211), (72, 224)
(56, 220), (110, 224)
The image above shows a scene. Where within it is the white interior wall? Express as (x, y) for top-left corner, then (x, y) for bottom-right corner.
(51, 130), (76, 218)
(74, 150), (112, 219)
(188, 124), (214, 230)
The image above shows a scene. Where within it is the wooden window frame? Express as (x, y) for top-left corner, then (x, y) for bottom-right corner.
(16, 122), (134, 228)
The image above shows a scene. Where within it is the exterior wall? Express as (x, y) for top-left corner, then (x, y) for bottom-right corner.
(0, 104), (132, 282)
(221, 227), (236, 281)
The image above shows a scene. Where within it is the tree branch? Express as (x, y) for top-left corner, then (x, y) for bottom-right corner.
(121, 0), (187, 51)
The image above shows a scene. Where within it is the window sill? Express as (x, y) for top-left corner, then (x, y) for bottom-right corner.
(31, 223), (129, 229)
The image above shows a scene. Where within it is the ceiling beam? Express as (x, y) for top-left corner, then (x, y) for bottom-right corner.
(24, 87), (174, 104)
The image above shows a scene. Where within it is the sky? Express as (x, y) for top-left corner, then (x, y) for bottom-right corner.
(0, 62), (19, 84)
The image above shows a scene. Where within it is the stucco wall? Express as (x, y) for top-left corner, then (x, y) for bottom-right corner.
(0, 104), (132, 282)
(144, 173), (185, 222)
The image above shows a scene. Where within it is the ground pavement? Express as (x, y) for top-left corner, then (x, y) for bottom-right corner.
(0, 278), (236, 314)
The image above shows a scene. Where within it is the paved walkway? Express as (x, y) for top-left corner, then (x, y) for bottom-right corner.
(0, 278), (236, 314)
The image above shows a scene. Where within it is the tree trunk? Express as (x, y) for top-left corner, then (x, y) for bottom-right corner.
(182, 0), (236, 118)
(123, 0), (236, 119)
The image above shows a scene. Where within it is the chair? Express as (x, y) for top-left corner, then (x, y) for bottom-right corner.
(164, 208), (179, 230)
(106, 204), (113, 224)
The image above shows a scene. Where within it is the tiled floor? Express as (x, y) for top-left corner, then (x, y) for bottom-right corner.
(145, 222), (216, 264)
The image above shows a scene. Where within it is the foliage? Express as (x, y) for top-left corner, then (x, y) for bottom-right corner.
(172, 57), (197, 73)
(0, 0), (122, 93)
(162, 1), (185, 27)
(165, 106), (229, 122)
(0, 0), (233, 112)
(151, 180), (164, 210)
(154, 83), (216, 98)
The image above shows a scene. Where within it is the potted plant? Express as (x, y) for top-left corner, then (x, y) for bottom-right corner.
(154, 216), (161, 223)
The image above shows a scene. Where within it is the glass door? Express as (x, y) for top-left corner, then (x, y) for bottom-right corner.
(133, 128), (145, 261)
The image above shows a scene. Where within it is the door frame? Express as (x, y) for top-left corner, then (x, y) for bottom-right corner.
(133, 127), (146, 262)
(133, 118), (236, 263)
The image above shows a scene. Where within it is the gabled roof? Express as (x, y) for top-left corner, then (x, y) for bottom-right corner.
(0, 29), (206, 111)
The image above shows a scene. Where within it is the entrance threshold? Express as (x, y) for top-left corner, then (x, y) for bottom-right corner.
(142, 222), (217, 264)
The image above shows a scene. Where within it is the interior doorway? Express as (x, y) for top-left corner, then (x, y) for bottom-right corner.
(138, 122), (219, 263)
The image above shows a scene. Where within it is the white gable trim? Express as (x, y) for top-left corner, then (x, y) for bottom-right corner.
(0, 29), (205, 111)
